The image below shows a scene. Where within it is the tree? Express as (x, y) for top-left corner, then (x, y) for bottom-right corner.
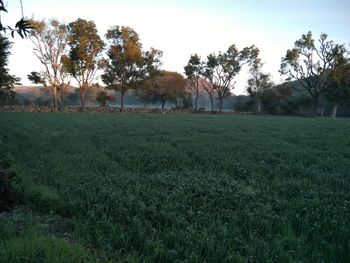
(139, 71), (187, 109)
(247, 62), (274, 113)
(184, 54), (202, 110)
(0, 36), (20, 105)
(323, 60), (350, 118)
(0, 0), (32, 38)
(29, 19), (70, 111)
(96, 90), (111, 106)
(202, 45), (259, 113)
(63, 18), (104, 110)
(261, 83), (296, 115)
(102, 26), (162, 112)
(280, 31), (346, 115)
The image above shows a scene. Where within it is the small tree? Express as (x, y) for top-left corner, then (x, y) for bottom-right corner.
(184, 54), (202, 110)
(247, 62), (274, 113)
(102, 26), (162, 112)
(63, 18), (104, 110)
(0, 36), (20, 105)
(139, 71), (187, 109)
(96, 91), (110, 106)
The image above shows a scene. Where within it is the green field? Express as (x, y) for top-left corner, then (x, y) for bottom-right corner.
(1, 113), (350, 262)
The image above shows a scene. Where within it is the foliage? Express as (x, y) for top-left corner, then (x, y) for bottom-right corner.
(280, 32), (348, 113)
(0, 0), (33, 38)
(247, 61), (274, 113)
(27, 71), (46, 85)
(233, 95), (254, 112)
(0, 36), (20, 105)
(138, 71), (187, 109)
(96, 91), (110, 106)
(261, 83), (299, 115)
(1, 113), (350, 262)
(184, 54), (202, 110)
(202, 45), (259, 112)
(102, 26), (162, 112)
(62, 18), (104, 110)
(29, 19), (70, 111)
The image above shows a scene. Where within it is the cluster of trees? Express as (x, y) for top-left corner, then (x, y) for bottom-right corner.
(185, 46), (259, 113)
(280, 32), (350, 118)
(231, 32), (350, 118)
(26, 18), (163, 112)
(0, 11), (349, 117)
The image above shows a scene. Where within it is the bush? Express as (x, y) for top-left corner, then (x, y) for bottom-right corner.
(96, 91), (110, 106)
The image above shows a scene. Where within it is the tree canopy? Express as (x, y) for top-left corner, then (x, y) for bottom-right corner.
(101, 26), (162, 112)
(29, 19), (70, 110)
(63, 18), (104, 110)
(0, 35), (20, 105)
(280, 31), (348, 114)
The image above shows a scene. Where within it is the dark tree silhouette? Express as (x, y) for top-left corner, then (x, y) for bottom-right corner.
(0, 0), (33, 38)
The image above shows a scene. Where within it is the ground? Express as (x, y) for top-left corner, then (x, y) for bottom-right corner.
(0, 112), (349, 262)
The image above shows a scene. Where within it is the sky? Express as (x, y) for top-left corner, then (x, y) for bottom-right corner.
(3, 0), (350, 94)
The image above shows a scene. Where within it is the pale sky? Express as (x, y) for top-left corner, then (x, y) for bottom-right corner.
(4, 0), (350, 94)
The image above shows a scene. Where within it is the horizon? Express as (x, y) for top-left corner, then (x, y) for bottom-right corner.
(4, 0), (350, 94)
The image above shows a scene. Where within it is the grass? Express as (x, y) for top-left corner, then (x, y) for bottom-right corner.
(0, 112), (350, 262)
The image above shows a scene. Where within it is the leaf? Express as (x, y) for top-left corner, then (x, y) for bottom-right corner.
(0, 6), (7, 12)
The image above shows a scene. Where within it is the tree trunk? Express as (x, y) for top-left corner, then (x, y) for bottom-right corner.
(321, 103), (325, 118)
(120, 90), (125, 113)
(209, 94), (214, 112)
(194, 92), (198, 111)
(256, 98), (261, 114)
(53, 85), (58, 112)
(312, 98), (318, 116)
(80, 90), (85, 111)
(218, 97), (223, 113)
(331, 103), (338, 119)
(60, 84), (65, 109)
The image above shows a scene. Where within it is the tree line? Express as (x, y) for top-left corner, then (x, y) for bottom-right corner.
(0, 16), (349, 117)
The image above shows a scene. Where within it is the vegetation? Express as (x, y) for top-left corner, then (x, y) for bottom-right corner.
(0, 0), (32, 38)
(62, 18), (104, 110)
(280, 32), (349, 115)
(1, 113), (349, 262)
(184, 54), (202, 110)
(138, 70), (188, 109)
(0, 36), (20, 105)
(247, 61), (274, 114)
(29, 19), (70, 111)
(102, 26), (162, 112)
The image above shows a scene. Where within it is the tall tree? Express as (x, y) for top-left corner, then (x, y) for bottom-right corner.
(201, 54), (216, 112)
(203, 45), (259, 113)
(247, 61), (274, 113)
(0, 36), (20, 105)
(184, 54), (202, 110)
(280, 32), (346, 115)
(63, 18), (104, 110)
(102, 26), (162, 112)
(29, 19), (70, 111)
